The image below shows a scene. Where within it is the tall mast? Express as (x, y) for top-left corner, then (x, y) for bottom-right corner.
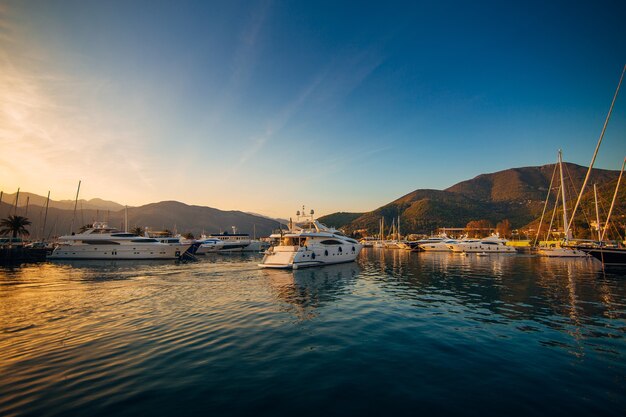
(42, 191), (50, 242)
(534, 161), (559, 246)
(25, 196), (30, 216)
(124, 205), (128, 232)
(558, 150), (572, 240)
(594, 184), (601, 241)
(567, 64), (625, 233)
(13, 188), (20, 215)
(600, 156), (626, 242)
(70, 180), (81, 234)
(397, 216), (401, 240)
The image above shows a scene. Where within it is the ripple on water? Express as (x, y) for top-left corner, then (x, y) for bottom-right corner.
(0, 251), (625, 417)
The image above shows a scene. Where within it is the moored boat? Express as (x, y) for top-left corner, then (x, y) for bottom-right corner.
(207, 229), (251, 252)
(579, 246), (626, 265)
(447, 235), (516, 253)
(48, 222), (191, 260)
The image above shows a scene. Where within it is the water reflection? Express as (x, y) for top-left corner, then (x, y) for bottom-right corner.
(262, 263), (360, 321)
(359, 249), (625, 326)
(0, 251), (625, 417)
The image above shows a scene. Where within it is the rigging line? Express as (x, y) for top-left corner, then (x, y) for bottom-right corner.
(567, 64), (626, 233)
(598, 196), (623, 240)
(546, 183), (560, 242)
(534, 161), (559, 246)
(600, 157), (626, 241)
(562, 161), (590, 234)
(563, 161), (596, 236)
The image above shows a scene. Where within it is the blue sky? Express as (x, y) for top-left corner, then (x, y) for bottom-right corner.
(1, 0), (625, 217)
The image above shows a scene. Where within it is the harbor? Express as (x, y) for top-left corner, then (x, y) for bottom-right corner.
(2, 1), (626, 416)
(1, 251), (624, 417)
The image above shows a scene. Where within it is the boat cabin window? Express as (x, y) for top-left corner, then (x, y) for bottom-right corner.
(282, 237), (304, 246)
(320, 239), (342, 245)
(89, 229), (117, 234)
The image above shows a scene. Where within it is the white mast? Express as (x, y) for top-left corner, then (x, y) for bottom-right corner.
(594, 184), (601, 241)
(42, 191), (50, 242)
(533, 161), (559, 246)
(558, 150), (572, 240)
(124, 205), (128, 232)
(567, 64), (625, 234)
(69, 181), (81, 234)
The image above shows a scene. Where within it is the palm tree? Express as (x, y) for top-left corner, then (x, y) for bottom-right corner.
(0, 215), (31, 239)
(130, 226), (143, 236)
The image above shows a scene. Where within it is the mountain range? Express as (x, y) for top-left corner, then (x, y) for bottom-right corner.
(0, 194), (283, 239)
(2, 161), (623, 239)
(318, 162), (623, 236)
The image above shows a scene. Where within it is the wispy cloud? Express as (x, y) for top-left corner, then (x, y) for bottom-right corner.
(203, 0), (273, 131)
(0, 11), (156, 202)
(225, 44), (386, 176)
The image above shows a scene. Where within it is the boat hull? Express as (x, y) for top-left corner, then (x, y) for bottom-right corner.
(48, 244), (190, 260)
(580, 247), (626, 265)
(259, 244), (362, 269)
(538, 247), (589, 258)
(447, 243), (516, 253)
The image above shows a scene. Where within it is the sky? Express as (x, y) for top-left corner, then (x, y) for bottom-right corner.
(1, 0), (625, 218)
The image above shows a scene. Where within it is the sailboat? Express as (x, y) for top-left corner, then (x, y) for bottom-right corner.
(578, 157), (626, 265)
(373, 217), (386, 248)
(537, 150), (589, 258)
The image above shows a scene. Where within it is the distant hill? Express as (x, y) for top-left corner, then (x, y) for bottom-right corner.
(0, 192), (125, 212)
(325, 162), (622, 235)
(318, 212), (363, 228)
(0, 196), (283, 239)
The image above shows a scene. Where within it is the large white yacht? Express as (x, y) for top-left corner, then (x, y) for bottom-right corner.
(259, 210), (362, 269)
(48, 222), (192, 260)
(447, 235), (516, 253)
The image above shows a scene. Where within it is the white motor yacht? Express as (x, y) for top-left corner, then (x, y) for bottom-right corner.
(207, 227), (251, 252)
(259, 210), (362, 269)
(419, 239), (458, 252)
(447, 235), (516, 253)
(48, 222), (191, 260)
(242, 240), (270, 252)
(195, 238), (225, 254)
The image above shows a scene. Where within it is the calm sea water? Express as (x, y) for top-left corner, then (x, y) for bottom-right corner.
(1, 250), (625, 417)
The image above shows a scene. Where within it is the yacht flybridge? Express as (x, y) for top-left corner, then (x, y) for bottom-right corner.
(259, 209), (362, 269)
(48, 222), (192, 260)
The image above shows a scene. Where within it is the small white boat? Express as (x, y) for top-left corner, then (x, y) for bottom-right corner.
(359, 237), (377, 247)
(447, 235), (516, 253)
(195, 238), (225, 254)
(537, 246), (589, 258)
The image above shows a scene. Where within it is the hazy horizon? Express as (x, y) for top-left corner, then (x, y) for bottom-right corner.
(1, 1), (625, 218)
